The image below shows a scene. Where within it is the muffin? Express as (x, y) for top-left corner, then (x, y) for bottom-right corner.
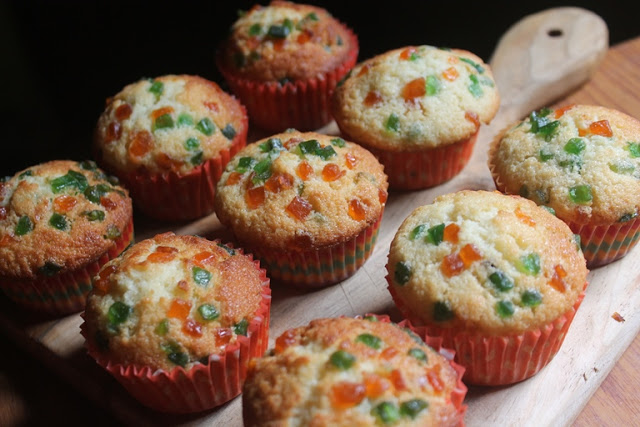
(214, 130), (388, 288)
(0, 160), (133, 316)
(242, 315), (467, 427)
(82, 232), (271, 413)
(332, 45), (499, 190)
(94, 74), (248, 221)
(386, 190), (588, 385)
(216, 1), (358, 132)
(489, 104), (640, 267)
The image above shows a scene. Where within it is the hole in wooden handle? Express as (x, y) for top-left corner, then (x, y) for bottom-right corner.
(547, 28), (563, 37)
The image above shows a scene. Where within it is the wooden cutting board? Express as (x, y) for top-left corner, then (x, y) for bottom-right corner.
(1, 7), (638, 426)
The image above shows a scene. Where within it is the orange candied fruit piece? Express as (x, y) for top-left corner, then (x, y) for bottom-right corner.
(0, 234), (14, 247)
(183, 318), (203, 338)
(147, 245), (178, 263)
(427, 366), (444, 393)
(441, 252), (464, 277)
(348, 199), (366, 221)
(105, 121), (121, 143)
(245, 186), (265, 209)
(589, 120), (613, 137)
(284, 137), (303, 149)
(53, 195), (77, 213)
(447, 56), (459, 64)
(549, 264), (567, 292)
(442, 66), (459, 81)
(402, 77), (426, 103)
(357, 64), (371, 77)
(554, 104), (575, 119)
(128, 130), (153, 159)
(275, 329), (298, 353)
(265, 172), (294, 193)
(330, 381), (366, 409)
(515, 207), (536, 226)
(443, 223), (460, 244)
(297, 30), (312, 44)
(215, 327), (233, 347)
(100, 196), (117, 211)
(193, 251), (216, 268)
(363, 373), (390, 398)
(459, 243), (482, 268)
(465, 111), (480, 129)
(399, 46), (417, 60)
(150, 106), (174, 121)
(167, 298), (192, 320)
(286, 196), (312, 221)
(322, 163), (345, 182)
(203, 101), (219, 112)
(378, 189), (388, 205)
(296, 161), (313, 180)
(344, 152), (357, 169)
(380, 346), (398, 360)
(93, 264), (117, 295)
(390, 369), (406, 391)
(155, 152), (182, 171)
(273, 38), (286, 51)
(226, 171), (242, 186)
(177, 280), (189, 292)
(114, 103), (132, 121)
(363, 90), (383, 107)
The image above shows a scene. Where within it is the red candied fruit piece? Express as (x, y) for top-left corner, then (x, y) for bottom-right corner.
(390, 369), (406, 391)
(296, 161), (313, 180)
(150, 106), (174, 121)
(402, 77), (426, 103)
(115, 103), (132, 121)
(147, 245), (178, 263)
(53, 195), (77, 213)
(275, 329), (298, 353)
(265, 172), (294, 193)
(105, 121), (121, 143)
(93, 264), (117, 295)
(330, 381), (366, 409)
(286, 196), (312, 221)
(589, 120), (613, 137)
(441, 252), (464, 277)
(348, 199), (366, 221)
(344, 152), (357, 169)
(363, 373), (390, 398)
(245, 186), (265, 209)
(322, 163), (345, 182)
(549, 264), (567, 292)
(465, 111), (480, 129)
(399, 47), (417, 60)
(554, 104), (575, 119)
(357, 64), (371, 77)
(459, 243), (482, 268)
(167, 298), (192, 320)
(363, 91), (383, 107)
(193, 251), (216, 268)
(215, 327), (233, 346)
(183, 318), (203, 337)
(100, 196), (117, 211)
(128, 130), (153, 159)
(226, 171), (242, 186)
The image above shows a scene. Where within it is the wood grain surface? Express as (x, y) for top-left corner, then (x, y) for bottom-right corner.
(1, 7), (639, 427)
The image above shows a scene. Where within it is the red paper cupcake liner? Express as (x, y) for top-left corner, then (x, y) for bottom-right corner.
(388, 278), (587, 386)
(105, 111), (248, 222)
(247, 214), (382, 288)
(488, 155), (640, 268)
(82, 253), (271, 413)
(0, 218), (134, 316)
(216, 27), (358, 133)
(342, 131), (477, 191)
(358, 313), (467, 426)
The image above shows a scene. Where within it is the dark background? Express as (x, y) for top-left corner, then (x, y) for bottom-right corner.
(0, 1), (637, 425)
(0, 1), (637, 177)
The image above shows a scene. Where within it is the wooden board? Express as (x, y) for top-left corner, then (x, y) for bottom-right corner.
(1, 7), (639, 427)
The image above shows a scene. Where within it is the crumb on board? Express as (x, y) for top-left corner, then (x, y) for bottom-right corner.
(612, 312), (625, 322)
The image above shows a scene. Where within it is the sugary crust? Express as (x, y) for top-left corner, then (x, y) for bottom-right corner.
(83, 232), (268, 371)
(94, 74), (247, 175)
(388, 190), (588, 335)
(214, 131), (388, 250)
(219, 1), (356, 81)
(0, 160), (132, 279)
(332, 46), (499, 151)
(243, 317), (461, 427)
(489, 104), (640, 225)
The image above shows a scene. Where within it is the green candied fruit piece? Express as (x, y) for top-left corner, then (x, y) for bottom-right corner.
(297, 139), (321, 156)
(518, 253), (541, 275)
(15, 215), (33, 236)
(460, 57), (485, 73)
(539, 147), (554, 162)
(542, 206), (556, 216)
(519, 184), (529, 198)
(574, 234), (582, 251)
(626, 141), (640, 158)
(563, 138), (586, 155)
(248, 23), (262, 36)
(252, 158), (273, 183)
(38, 261), (62, 277)
(528, 108), (560, 141)
(79, 160), (97, 171)
(363, 314), (379, 322)
(177, 113), (194, 127)
(619, 212), (639, 223)
(330, 137), (346, 148)
(400, 399), (429, 419)
(233, 318), (249, 336)
(521, 289), (543, 307)
(217, 242), (236, 256)
(394, 261), (411, 286)
(190, 151), (204, 166)
(568, 185), (593, 204)
(489, 270), (514, 292)
(372, 402), (400, 424)
(192, 267), (211, 287)
(198, 304), (220, 321)
(18, 170), (32, 178)
(385, 113), (400, 132)
(496, 300), (515, 318)
(355, 333), (382, 349)
(278, 77), (291, 86)
(259, 137), (285, 153)
(433, 301), (454, 322)
(221, 124), (237, 140)
(468, 74), (483, 98)
(304, 11), (319, 22)
(155, 319), (169, 335)
(104, 224), (121, 240)
(236, 157), (256, 173)
(51, 170), (89, 194)
(49, 213), (68, 231)
(409, 224), (426, 240)
(184, 137), (200, 151)
(154, 113), (174, 131)
(108, 301), (132, 326)
(336, 69), (352, 87)
(408, 347), (427, 362)
(267, 19), (292, 38)
(403, 327), (423, 344)
(84, 183), (111, 204)
(426, 75), (440, 96)
(316, 145), (337, 160)
(84, 210), (105, 222)
(609, 161), (635, 174)
(162, 341), (188, 367)
(329, 349), (356, 370)
(425, 223), (445, 245)
(148, 80), (164, 99)
(196, 118), (215, 136)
